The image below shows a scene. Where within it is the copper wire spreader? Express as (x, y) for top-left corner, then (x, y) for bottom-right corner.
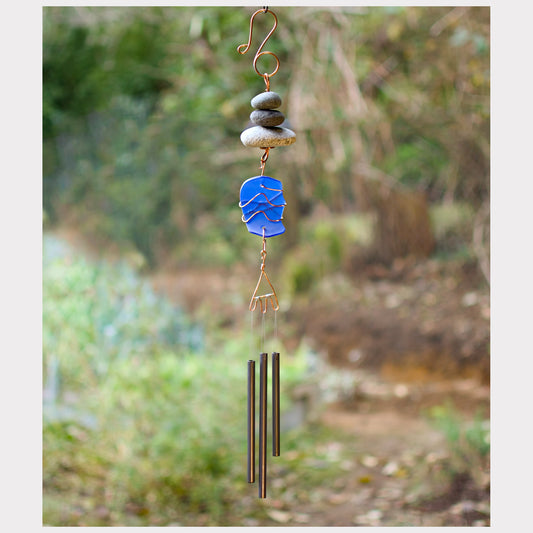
(249, 230), (279, 313)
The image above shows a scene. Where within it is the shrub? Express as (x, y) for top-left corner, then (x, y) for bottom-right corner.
(43, 235), (310, 525)
(427, 402), (489, 487)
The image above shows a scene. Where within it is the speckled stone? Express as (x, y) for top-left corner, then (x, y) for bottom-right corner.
(240, 125), (296, 148)
(250, 109), (285, 127)
(251, 91), (282, 110)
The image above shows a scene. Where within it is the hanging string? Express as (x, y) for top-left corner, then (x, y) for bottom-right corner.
(261, 308), (266, 353)
(250, 306), (255, 354)
(251, 300), (280, 355)
(274, 308), (278, 347)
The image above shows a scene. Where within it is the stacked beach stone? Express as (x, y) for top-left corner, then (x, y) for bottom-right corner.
(240, 91), (296, 148)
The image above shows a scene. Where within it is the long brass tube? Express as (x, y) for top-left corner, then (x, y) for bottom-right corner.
(258, 352), (268, 498)
(247, 360), (255, 483)
(272, 352), (280, 457)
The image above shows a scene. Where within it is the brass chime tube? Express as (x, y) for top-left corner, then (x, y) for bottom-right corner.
(258, 352), (268, 498)
(272, 352), (280, 457)
(247, 360), (255, 483)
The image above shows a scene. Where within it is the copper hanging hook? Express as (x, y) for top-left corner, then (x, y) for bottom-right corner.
(237, 7), (280, 81)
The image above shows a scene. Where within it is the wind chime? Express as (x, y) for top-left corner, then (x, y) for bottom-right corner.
(236, 7), (295, 499)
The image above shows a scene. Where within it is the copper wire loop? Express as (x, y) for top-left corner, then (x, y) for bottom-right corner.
(263, 73), (271, 92)
(237, 8), (280, 82)
(260, 148), (270, 174)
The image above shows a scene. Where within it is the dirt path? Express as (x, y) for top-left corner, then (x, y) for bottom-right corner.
(246, 366), (489, 527)
(319, 382), (488, 526)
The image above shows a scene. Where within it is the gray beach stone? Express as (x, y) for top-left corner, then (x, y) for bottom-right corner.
(240, 125), (296, 148)
(251, 91), (282, 110)
(250, 109), (285, 127)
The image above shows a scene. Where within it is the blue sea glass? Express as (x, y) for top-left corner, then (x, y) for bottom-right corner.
(239, 175), (286, 237)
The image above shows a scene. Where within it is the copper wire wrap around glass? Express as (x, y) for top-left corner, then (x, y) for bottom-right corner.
(238, 153), (286, 231)
(238, 180), (286, 225)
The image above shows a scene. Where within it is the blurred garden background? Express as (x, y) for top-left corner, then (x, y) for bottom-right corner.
(42, 6), (490, 527)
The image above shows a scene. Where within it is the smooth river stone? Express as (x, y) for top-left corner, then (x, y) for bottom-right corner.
(240, 125), (296, 148)
(250, 109), (285, 127)
(251, 91), (282, 110)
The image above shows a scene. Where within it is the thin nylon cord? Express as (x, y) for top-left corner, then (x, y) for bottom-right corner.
(250, 309), (255, 354)
(251, 308), (279, 354)
(274, 308), (278, 348)
(261, 310), (266, 354)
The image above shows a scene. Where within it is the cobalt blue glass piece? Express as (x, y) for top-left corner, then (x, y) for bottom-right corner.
(239, 175), (286, 237)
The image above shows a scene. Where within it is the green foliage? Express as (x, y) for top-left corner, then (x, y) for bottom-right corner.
(43, 352), (245, 525)
(365, 7), (489, 203)
(43, 7), (179, 138)
(430, 202), (476, 260)
(427, 403), (489, 480)
(43, 235), (202, 391)
(282, 214), (371, 296)
(288, 258), (317, 295)
(43, 6), (259, 266)
(92, 351), (245, 519)
(312, 221), (344, 267)
(429, 404), (489, 458)
(403, 402), (490, 508)
(381, 138), (448, 191)
(43, 20), (108, 137)
(43, 6), (489, 275)
(42, 236), (313, 525)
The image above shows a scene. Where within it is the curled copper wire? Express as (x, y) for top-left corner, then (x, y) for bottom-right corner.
(237, 7), (280, 83)
(260, 148), (270, 175)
